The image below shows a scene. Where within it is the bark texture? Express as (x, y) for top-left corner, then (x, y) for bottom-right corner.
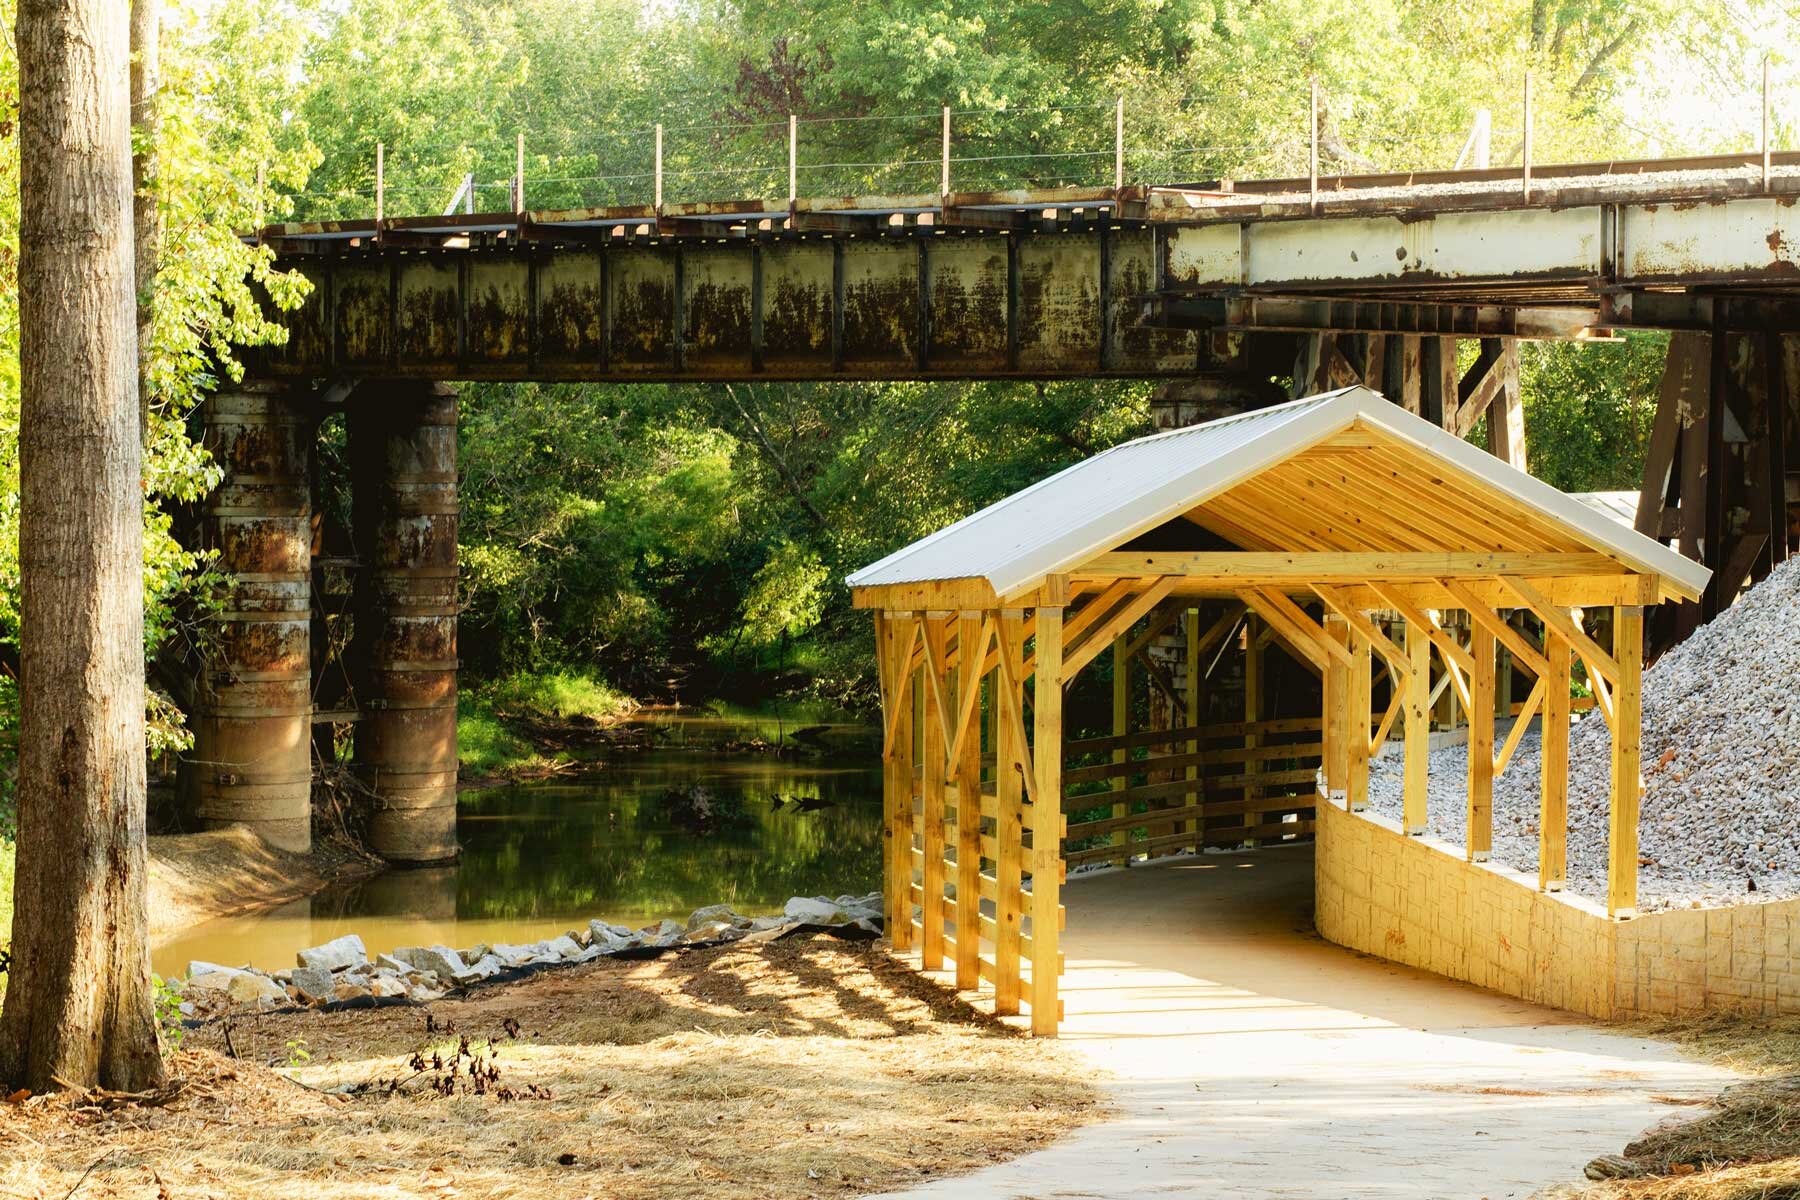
(0, 0), (165, 1091)
(131, 0), (160, 441)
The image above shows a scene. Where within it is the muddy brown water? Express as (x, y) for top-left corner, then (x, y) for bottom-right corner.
(152, 706), (881, 976)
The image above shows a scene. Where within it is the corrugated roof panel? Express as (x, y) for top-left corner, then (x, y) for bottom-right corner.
(846, 386), (1711, 601)
(846, 390), (1348, 597)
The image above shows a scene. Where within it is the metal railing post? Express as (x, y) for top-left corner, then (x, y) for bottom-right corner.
(1522, 71), (1534, 201)
(1309, 78), (1319, 213)
(654, 122), (664, 210)
(789, 112), (798, 203)
(376, 141), (385, 224)
(1114, 94), (1125, 190)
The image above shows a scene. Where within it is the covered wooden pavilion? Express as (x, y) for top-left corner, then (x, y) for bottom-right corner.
(847, 385), (1710, 1036)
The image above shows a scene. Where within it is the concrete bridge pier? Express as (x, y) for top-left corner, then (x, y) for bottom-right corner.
(349, 380), (460, 863)
(193, 382), (316, 852)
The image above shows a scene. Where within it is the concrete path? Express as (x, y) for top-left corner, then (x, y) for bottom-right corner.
(882, 846), (1734, 1200)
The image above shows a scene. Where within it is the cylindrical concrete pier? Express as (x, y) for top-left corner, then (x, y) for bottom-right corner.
(352, 381), (460, 862)
(194, 383), (315, 852)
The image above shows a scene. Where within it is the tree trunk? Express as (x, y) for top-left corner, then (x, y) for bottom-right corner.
(0, 0), (165, 1092)
(131, 0), (161, 442)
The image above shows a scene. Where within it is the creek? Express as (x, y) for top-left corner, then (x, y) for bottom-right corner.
(151, 705), (882, 976)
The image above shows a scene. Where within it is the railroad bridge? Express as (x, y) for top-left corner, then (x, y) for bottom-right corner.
(207, 149), (1800, 862)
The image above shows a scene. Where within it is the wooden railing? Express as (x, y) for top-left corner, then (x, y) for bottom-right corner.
(1061, 716), (1322, 867)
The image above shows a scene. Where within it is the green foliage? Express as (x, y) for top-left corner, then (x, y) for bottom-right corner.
(483, 670), (634, 725)
(1521, 335), (1668, 493)
(153, 976), (186, 1056)
(456, 696), (542, 776)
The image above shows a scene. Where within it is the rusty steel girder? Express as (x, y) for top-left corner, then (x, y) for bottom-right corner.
(249, 226), (1203, 382)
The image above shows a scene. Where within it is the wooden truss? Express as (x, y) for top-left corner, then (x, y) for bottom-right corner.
(869, 550), (1660, 1036)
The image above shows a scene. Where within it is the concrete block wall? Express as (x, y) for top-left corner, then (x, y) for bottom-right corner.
(1314, 794), (1800, 1020)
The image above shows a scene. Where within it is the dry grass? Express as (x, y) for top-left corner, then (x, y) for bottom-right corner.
(1569, 1016), (1800, 1200)
(0, 939), (1104, 1200)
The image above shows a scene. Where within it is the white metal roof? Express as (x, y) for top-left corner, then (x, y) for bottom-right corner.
(846, 385), (1712, 601)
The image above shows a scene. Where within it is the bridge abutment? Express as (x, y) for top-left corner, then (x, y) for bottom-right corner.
(349, 381), (461, 863)
(194, 382), (316, 853)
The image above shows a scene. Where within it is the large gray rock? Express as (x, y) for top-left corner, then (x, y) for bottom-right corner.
(588, 920), (633, 950)
(390, 944), (472, 984)
(784, 896), (848, 924)
(185, 963), (247, 991)
(296, 933), (368, 973)
(687, 903), (749, 930)
(288, 966), (336, 1002)
(227, 972), (287, 1007)
(545, 934), (585, 961)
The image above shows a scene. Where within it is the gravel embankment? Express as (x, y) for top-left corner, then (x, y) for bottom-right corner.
(1366, 557), (1800, 912)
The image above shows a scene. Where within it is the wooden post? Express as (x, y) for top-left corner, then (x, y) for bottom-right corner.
(1608, 607), (1644, 917)
(879, 614), (915, 947)
(1243, 615), (1263, 841)
(994, 608), (1025, 1014)
(788, 113), (798, 203)
(1403, 616), (1429, 834)
(1184, 607), (1200, 843)
(1540, 630), (1570, 891)
(1486, 341), (1527, 470)
(1347, 627), (1371, 811)
(1467, 618), (1495, 862)
(955, 613), (983, 991)
(1030, 600), (1065, 1036)
(1322, 613), (1349, 794)
(940, 105), (952, 198)
(1110, 635), (1129, 861)
(1113, 95), (1125, 190)
(920, 616), (949, 970)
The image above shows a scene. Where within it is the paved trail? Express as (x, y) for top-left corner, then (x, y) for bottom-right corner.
(881, 847), (1733, 1200)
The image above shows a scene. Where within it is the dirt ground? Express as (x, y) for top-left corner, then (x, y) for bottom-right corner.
(148, 826), (381, 946)
(0, 938), (1103, 1200)
(1553, 1016), (1800, 1200)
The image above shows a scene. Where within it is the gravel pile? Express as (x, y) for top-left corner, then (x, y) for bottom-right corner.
(1367, 557), (1800, 912)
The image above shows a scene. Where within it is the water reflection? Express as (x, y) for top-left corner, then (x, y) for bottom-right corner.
(153, 741), (882, 976)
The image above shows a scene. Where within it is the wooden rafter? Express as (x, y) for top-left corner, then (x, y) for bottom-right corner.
(1369, 686), (1405, 757)
(1311, 584), (1409, 674)
(883, 616), (922, 748)
(945, 615), (995, 768)
(1239, 587), (1352, 673)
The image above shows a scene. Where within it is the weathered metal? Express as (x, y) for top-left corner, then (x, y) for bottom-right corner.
(194, 383), (315, 852)
(351, 380), (459, 863)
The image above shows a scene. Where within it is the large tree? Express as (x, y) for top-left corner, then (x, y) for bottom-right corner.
(0, 0), (164, 1090)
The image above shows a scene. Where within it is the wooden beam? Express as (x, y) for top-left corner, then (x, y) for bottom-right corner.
(954, 613), (984, 991)
(1323, 613), (1350, 794)
(1466, 621), (1495, 862)
(1347, 629), (1371, 810)
(1443, 581), (1550, 678)
(1030, 602), (1065, 1036)
(1110, 636), (1130, 863)
(920, 617), (949, 970)
(1238, 587), (1351, 672)
(993, 609), (1026, 1015)
(1402, 616), (1429, 834)
(1076, 551), (1624, 580)
(1369, 680), (1404, 759)
(881, 615), (917, 951)
(1493, 678), (1545, 777)
(1061, 577), (1176, 682)
(994, 615), (1038, 809)
(1454, 337), (1505, 438)
(946, 615), (994, 768)
(1496, 575), (1619, 686)
(1609, 606), (1644, 918)
(1311, 585), (1409, 674)
(1364, 582), (1477, 679)
(1540, 633), (1571, 892)
(1093, 574), (1663, 609)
